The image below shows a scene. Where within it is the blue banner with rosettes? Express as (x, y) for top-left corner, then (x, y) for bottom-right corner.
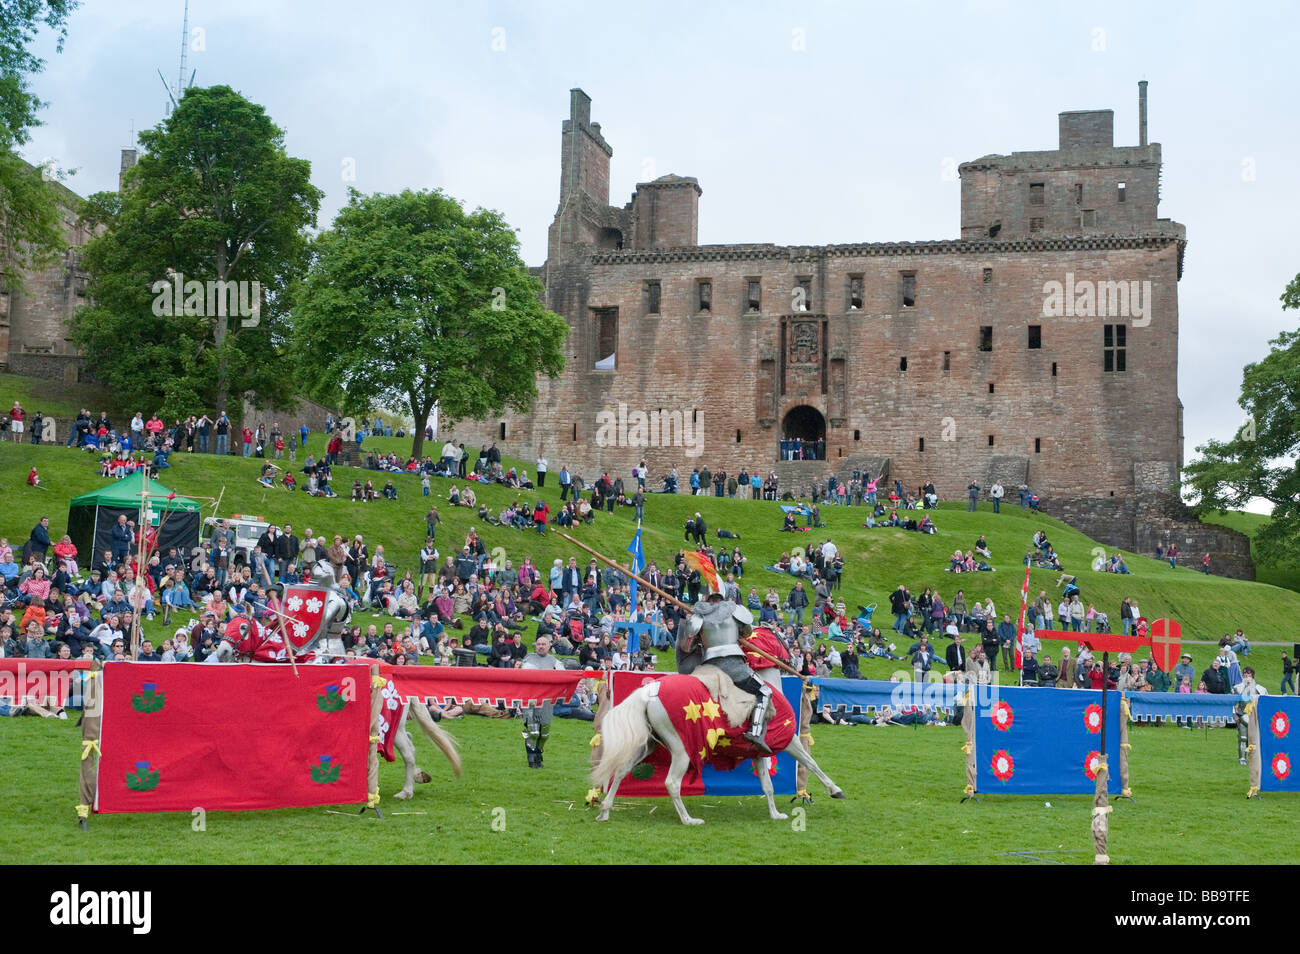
(975, 685), (1124, 795)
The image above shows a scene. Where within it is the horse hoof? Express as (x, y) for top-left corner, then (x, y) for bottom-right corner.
(393, 790), (414, 800)
(831, 790), (846, 799)
(415, 771), (432, 784)
(683, 817), (704, 826)
(771, 813), (789, 821)
(595, 813), (609, 822)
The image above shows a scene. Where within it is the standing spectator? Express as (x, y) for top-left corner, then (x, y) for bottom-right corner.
(214, 411), (230, 455)
(1282, 653), (1297, 696)
(1201, 552), (1211, 575)
(241, 425), (254, 458)
(966, 480), (980, 512)
(1167, 543), (1179, 569)
(27, 516), (52, 563)
(990, 480), (1004, 513)
(559, 465), (572, 501)
(536, 453), (548, 488)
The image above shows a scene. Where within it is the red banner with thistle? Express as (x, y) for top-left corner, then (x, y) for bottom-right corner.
(95, 663), (372, 813)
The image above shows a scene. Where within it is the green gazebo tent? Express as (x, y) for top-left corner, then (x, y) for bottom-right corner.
(67, 472), (202, 563)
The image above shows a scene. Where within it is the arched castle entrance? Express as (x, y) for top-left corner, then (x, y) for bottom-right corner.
(780, 405), (826, 461)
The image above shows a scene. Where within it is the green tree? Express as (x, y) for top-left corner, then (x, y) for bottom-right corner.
(1183, 281), (1300, 565)
(71, 85), (321, 420)
(290, 188), (568, 460)
(0, 0), (79, 293)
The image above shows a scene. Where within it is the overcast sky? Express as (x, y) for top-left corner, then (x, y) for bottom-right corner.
(20, 0), (1300, 469)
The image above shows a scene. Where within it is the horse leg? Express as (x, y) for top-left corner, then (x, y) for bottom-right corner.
(756, 757), (788, 820)
(393, 705), (423, 800)
(647, 698), (702, 825)
(595, 767), (629, 822)
(782, 734), (845, 799)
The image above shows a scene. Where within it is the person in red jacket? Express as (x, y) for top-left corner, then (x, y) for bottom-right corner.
(241, 426), (254, 458)
(9, 401), (24, 443)
(326, 433), (343, 466)
(532, 500), (550, 535)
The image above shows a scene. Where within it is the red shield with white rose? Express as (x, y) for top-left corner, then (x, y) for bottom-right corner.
(280, 585), (334, 651)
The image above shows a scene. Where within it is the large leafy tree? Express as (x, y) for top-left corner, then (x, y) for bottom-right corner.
(72, 85), (322, 419)
(0, 0), (79, 293)
(1183, 279), (1300, 565)
(290, 188), (568, 459)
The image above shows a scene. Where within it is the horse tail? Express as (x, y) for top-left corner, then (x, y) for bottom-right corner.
(408, 703), (463, 777)
(590, 685), (655, 791)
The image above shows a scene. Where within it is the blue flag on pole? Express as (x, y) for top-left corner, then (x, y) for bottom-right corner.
(626, 524), (645, 652)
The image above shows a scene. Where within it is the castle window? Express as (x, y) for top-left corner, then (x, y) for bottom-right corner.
(1117, 181), (1127, 203)
(697, 280), (712, 313)
(900, 272), (916, 308)
(646, 280), (661, 315)
(978, 326), (992, 352)
(592, 307), (618, 370)
(1028, 324), (1042, 349)
(572, 423), (578, 441)
(988, 435), (995, 447)
(988, 222), (1001, 238)
(499, 422), (506, 440)
(918, 437), (925, 452)
(854, 429), (860, 441)
(988, 382), (995, 394)
(736, 429), (742, 443)
(793, 278), (812, 312)
(1081, 209), (1097, 227)
(982, 268), (993, 285)
(1075, 183), (1083, 205)
(943, 351), (950, 371)
(1051, 361), (1057, 377)
(848, 275), (863, 310)
(1029, 217), (1044, 233)
(1035, 437), (1042, 454)
(899, 356), (908, 372)
(1029, 183), (1045, 206)
(746, 280), (761, 313)
(1104, 324), (1127, 372)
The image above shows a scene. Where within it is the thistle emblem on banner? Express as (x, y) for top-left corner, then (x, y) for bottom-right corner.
(126, 760), (160, 791)
(310, 755), (341, 784)
(131, 683), (166, 714)
(316, 684), (347, 713)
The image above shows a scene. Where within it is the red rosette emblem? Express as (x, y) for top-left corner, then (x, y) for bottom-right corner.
(990, 701), (1014, 732)
(990, 749), (1014, 782)
(1271, 711), (1290, 739)
(1084, 750), (1104, 780)
(1273, 753), (1291, 781)
(1083, 704), (1103, 735)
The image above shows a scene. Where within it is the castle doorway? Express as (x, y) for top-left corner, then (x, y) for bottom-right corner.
(780, 405), (825, 461)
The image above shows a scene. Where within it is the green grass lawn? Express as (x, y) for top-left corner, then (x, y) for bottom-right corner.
(0, 706), (1283, 864)
(2, 437), (1297, 863)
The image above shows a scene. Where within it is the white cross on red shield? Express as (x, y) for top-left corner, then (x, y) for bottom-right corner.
(279, 584), (333, 652)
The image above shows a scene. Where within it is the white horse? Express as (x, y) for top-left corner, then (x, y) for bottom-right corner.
(592, 668), (844, 825)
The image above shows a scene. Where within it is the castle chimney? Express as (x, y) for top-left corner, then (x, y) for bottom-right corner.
(1138, 80), (1148, 146)
(119, 148), (138, 192)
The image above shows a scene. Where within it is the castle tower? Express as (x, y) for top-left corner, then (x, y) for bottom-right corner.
(959, 83), (1170, 240)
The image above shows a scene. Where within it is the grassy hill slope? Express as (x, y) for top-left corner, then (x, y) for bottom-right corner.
(3, 436), (1296, 682)
(1202, 510), (1300, 594)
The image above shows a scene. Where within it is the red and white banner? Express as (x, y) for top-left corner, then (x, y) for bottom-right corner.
(380, 665), (594, 709)
(96, 662), (372, 813)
